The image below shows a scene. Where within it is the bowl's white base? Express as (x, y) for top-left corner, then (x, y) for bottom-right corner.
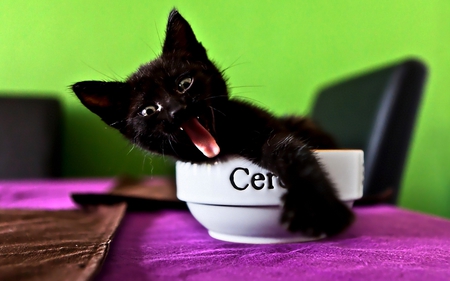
(187, 202), (346, 244)
(208, 231), (326, 244)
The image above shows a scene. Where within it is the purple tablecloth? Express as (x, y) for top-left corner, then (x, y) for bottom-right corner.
(1, 179), (450, 280)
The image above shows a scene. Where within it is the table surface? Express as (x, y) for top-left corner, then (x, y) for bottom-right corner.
(1, 179), (450, 281)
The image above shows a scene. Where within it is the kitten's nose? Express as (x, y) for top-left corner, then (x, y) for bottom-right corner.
(159, 102), (186, 122)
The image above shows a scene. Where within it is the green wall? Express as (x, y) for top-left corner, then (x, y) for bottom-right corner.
(1, 1), (450, 218)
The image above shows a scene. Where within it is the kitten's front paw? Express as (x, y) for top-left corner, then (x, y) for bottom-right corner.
(281, 188), (355, 236)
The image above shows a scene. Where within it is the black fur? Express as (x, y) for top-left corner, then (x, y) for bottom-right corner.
(72, 9), (354, 236)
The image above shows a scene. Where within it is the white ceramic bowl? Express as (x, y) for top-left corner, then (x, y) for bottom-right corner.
(176, 150), (364, 244)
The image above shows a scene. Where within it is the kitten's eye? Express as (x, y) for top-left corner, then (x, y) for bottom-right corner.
(139, 105), (157, 117)
(177, 76), (193, 93)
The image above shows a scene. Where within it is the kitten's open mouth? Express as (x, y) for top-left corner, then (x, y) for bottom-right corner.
(181, 117), (220, 158)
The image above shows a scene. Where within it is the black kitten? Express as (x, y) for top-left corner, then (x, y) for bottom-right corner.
(72, 9), (354, 236)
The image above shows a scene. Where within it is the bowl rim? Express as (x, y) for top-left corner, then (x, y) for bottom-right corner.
(176, 149), (364, 206)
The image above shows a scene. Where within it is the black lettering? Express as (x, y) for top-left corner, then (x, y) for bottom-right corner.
(266, 173), (276, 189)
(230, 167), (249, 191)
(251, 173), (265, 190)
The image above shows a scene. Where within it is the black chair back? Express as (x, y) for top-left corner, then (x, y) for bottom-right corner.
(311, 59), (427, 204)
(0, 97), (62, 178)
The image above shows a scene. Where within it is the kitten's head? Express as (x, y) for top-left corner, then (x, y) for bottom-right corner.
(72, 9), (227, 160)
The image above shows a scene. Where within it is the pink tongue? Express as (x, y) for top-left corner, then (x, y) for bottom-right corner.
(181, 118), (220, 158)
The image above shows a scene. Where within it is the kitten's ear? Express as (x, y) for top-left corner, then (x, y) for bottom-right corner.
(72, 81), (131, 129)
(163, 9), (207, 59)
